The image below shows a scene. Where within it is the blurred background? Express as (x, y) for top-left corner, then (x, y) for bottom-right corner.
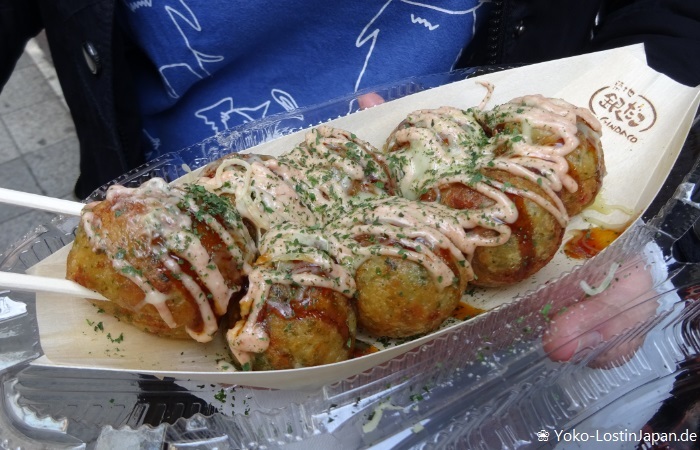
(0, 32), (79, 253)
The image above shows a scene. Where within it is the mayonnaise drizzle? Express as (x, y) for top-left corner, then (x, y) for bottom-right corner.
(198, 156), (316, 237)
(273, 126), (392, 218)
(228, 224), (356, 367)
(385, 95), (602, 228)
(81, 93), (602, 362)
(226, 194), (508, 365)
(81, 178), (251, 342)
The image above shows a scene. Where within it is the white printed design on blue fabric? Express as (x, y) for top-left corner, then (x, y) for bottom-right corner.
(122, 0), (152, 11)
(194, 89), (302, 134)
(161, 1), (223, 98)
(124, 0), (224, 99)
(354, 0), (488, 92)
(142, 129), (161, 152)
(124, 0), (486, 159)
(410, 13), (440, 30)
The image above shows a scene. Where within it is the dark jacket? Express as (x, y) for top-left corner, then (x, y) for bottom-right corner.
(2, 0), (699, 199)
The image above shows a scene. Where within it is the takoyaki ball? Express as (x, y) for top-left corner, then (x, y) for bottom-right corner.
(330, 196), (471, 338)
(384, 96), (604, 287)
(197, 152), (317, 235)
(468, 170), (564, 287)
(277, 126), (394, 209)
(419, 167), (565, 287)
(226, 225), (357, 370)
(66, 179), (254, 342)
(383, 106), (566, 288)
(476, 95), (605, 216)
(354, 253), (465, 338)
(67, 227), (190, 339)
(245, 283), (357, 371)
(382, 106), (491, 201)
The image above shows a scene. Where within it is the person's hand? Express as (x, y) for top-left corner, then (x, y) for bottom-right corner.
(542, 259), (661, 368)
(357, 93), (385, 110)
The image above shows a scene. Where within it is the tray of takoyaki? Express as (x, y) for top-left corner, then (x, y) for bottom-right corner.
(26, 46), (700, 389)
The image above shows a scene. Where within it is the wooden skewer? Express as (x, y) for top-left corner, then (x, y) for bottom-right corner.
(0, 189), (103, 300)
(0, 189), (102, 299)
(0, 187), (84, 216)
(0, 272), (107, 301)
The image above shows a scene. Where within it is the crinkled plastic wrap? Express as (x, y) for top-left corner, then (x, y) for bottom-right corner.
(1, 50), (700, 449)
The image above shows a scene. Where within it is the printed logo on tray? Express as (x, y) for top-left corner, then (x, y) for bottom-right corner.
(589, 81), (657, 144)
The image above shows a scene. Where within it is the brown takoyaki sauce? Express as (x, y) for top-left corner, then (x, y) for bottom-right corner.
(452, 302), (486, 321)
(564, 227), (622, 259)
(72, 91), (604, 370)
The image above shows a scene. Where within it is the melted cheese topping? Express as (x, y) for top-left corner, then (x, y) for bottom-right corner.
(385, 96), (602, 228)
(77, 94), (601, 366)
(198, 126), (392, 229)
(198, 156), (316, 237)
(273, 126), (393, 221)
(232, 97), (599, 365)
(81, 178), (253, 342)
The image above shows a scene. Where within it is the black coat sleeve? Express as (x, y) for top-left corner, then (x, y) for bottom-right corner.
(0, 1), (42, 89)
(591, 0), (700, 87)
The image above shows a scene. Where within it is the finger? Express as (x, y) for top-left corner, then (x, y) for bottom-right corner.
(543, 261), (658, 367)
(357, 93), (385, 110)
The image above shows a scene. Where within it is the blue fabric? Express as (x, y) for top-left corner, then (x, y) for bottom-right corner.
(119, 0), (490, 159)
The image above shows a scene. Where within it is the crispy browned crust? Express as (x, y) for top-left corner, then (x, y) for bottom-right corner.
(475, 179), (565, 287)
(434, 169), (565, 288)
(67, 225), (193, 339)
(66, 191), (248, 339)
(355, 252), (465, 338)
(560, 120), (606, 216)
(246, 285), (357, 371)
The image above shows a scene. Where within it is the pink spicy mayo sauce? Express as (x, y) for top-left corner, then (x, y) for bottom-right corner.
(209, 93), (601, 367)
(384, 94), (601, 230)
(81, 178), (254, 342)
(78, 91), (601, 368)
